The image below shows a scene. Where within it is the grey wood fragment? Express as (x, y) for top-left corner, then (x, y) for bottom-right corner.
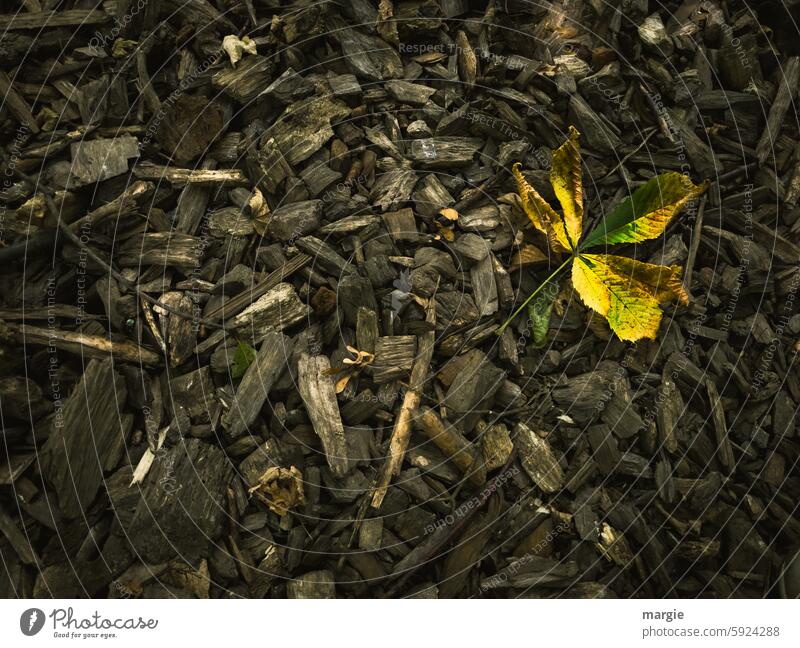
(268, 200), (322, 241)
(117, 232), (202, 268)
(40, 359), (129, 518)
(757, 56), (800, 163)
(297, 354), (350, 477)
(221, 332), (293, 440)
(384, 80), (437, 105)
(0, 505), (39, 565)
(471, 253), (498, 316)
(127, 439), (233, 562)
(213, 56), (274, 103)
(706, 380), (734, 473)
(443, 349), (505, 433)
(382, 207), (418, 242)
(230, 283), (310, 335)
(338, 273), (378, 325)
(70, 136), (139, 185)
(287, 569), (336, 598)
(410, 137), (483, 168)
(515, 422), (564, 494)
(271, 96), (349, 165)
(587, 424), (622, 476)
(295, 235), (357, 276)
(371, 335), (416, 383)
(356, 307), (379, 353)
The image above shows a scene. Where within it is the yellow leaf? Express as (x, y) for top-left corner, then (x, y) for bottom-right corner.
(249, 188), (270, 237)
(571, 254), (687, 341)
(435, 221), (455, 241)
(502, 127), (703, 342)
(550, 125), (583, 249)
(438, 207), (459, 221)
(512, 163), (572, 253)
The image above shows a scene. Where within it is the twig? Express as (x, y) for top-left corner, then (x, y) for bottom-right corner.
(599, 128), (657, 182)
(371, 288), (437, 508)
(683, 194), (707, 298)
(1, 321), (161, 365)
(415, 406), (486, 487)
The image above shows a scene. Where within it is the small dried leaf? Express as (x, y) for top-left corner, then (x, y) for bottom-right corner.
(222, 34), (257, 66)
(334, 372), (353, 394)
(249, 466), (305, 516)
(342, 345), (375, 367)
(595, 523), (634, 567)
(438, 207), (459, 222)
(111, 39), (138, 58)
(248, 188), (270, 236)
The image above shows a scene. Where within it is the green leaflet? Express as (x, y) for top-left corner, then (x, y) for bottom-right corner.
(230, 341), (257, 379)
(581, 172), (706, 249)
(526, 279), (559, 348)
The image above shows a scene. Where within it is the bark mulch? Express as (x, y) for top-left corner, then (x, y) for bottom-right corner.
(0, 0), (799, 599)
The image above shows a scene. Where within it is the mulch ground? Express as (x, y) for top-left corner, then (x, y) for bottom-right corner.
(0, 0), (799, 599)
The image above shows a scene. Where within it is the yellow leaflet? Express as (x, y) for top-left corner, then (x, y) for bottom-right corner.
(550, 125), (583, 249)
(572, 254), (688, 341)
(512, 163), (572, 252)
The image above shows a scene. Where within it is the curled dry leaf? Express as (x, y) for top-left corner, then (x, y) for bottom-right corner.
(342, 345), (375, 367)
(222, 34), (257, 66)
(249, 466), (305, 517)
(325, 345), (375, 393)
(595, 522), (635, 567)
(111, 39), (138, 58)
(248, 188), (270, 236)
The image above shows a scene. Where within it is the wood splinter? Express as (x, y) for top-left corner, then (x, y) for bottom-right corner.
(415, 406), (486, 487)
(371, 292), (436, 508)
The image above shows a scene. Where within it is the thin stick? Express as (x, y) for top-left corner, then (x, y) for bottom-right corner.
(496, 256), (572, 335)
(683, 194), (707, 298)
(371, 290), (437, 508)
(599, 128), (657, 182)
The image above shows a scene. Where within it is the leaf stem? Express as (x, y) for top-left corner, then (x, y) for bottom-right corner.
(496, 256), (574, 335)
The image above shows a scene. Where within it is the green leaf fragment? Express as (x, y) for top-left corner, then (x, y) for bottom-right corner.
(230, 341), (257, 379)
(527, 279), (559, 348)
